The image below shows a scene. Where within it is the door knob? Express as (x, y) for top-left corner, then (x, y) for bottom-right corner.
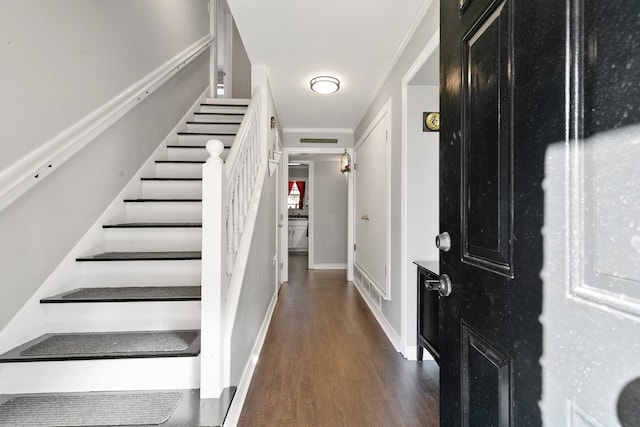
(278, 223), (283, 228)
(424, 274), (452, 297)
(435, 232), (451, 252)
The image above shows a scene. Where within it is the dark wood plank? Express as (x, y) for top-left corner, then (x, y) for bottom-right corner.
(238, 253), (439, 426)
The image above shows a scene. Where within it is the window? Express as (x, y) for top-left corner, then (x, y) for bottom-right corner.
(288, 180), (306, 210)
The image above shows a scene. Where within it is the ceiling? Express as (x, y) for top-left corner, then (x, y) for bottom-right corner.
(226, 0), (428, 132)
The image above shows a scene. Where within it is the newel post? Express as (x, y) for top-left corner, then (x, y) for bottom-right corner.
(200, 139), (227, 399)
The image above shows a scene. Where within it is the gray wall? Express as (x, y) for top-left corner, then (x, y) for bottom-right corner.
(0, 0), (210, 331)
(283, 131), (354, 148)
(353, 1), (439, 337)
(313, 161), (348, 266)
(231, 19), (252, 99)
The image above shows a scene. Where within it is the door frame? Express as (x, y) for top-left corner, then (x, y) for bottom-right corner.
(400, 30), (440, 359)
(281, 148), (354, 282)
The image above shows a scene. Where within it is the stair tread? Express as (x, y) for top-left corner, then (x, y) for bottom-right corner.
(41, 286), (201, 303)
(177, 132), (236, 136)
(141, 177), (202, 181)
(0, 330), (200, 362)
(167, 144), (230, 149)
(186, 121), (241, 125)
(155, 160), (205, 164)
(200, 102), (248, 106)
(193, 112), (245, 116)
(76, 251), (201, 261)
(123, 198), (202, 202)
(103, 222), (202, 228)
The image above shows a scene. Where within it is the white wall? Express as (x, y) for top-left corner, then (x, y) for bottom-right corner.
(353, 1), (439, 339)
(283, 130), (354, 148)
(0, 0), (210, 331)
(313, 161), (348, 266)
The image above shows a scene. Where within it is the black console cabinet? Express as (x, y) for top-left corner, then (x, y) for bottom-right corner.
(414, 261), (439, 364)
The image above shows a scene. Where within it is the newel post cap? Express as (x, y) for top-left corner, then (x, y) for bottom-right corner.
(206, 139), (225, 161)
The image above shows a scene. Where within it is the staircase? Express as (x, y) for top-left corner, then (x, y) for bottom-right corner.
(0, 98), (250, 425)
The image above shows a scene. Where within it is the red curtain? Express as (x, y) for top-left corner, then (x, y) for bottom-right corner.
(296, 181), (305, 209)
(288, 181), (294, 195)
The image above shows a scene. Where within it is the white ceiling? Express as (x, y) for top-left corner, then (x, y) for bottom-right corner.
(227, 0), (428, 132)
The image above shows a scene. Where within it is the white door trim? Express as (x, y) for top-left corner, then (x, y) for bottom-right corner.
(400, 30), (440, 358)
(282, 147), (354, 281)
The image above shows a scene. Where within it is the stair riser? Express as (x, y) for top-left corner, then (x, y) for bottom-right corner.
(125, 202), (202, 223)
(0, 357), (199, 393)
(186, 122), (240, 133)
(167, 147), (214, 162)
(199, 105), (247, 114)
(141, 180), (202, 198)
(204, 98), (250, 105)
(177, 133), (235, 146)
(77, 259), (201, 286)
(104, 227), (202, 252)
(155, 162), (203, 178)
(192, 114), (243, 123)
(43, 301), (200, 333)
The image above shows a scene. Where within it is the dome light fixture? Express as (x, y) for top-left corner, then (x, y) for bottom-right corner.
(310, 76), (340, 94)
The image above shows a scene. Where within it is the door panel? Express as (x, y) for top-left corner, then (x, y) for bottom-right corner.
(440, 0), (567, 424)
(461, 0), (513, 276)
(542, 1), (640, 425)
(355, 107), (390, 298)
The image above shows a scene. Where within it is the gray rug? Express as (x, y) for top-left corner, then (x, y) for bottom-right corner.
(0, 391), (182, 426)
(61, 286), (201, 300)
(20, 331), (198, 357)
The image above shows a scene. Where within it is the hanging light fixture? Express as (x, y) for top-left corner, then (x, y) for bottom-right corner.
(340, 149), (351, 174)
(310, 76), (340, 94)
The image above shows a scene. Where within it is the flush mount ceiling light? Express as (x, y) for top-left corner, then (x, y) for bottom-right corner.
(310, 76), (340, 94)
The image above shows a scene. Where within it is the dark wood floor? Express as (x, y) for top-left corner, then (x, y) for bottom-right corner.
(238, 253), (439, 426)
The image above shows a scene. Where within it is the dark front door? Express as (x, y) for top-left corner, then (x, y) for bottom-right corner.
(439, 0), (566, 425)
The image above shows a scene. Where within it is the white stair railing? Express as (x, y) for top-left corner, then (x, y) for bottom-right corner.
(200, 87), (266, 399)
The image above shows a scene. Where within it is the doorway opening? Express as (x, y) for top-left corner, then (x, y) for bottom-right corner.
(281, 149), (354, 283)
(401, 31), (440, 362)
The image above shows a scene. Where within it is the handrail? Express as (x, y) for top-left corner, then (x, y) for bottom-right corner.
(0, 35), (212, 214)
(200, 86), (266, 399)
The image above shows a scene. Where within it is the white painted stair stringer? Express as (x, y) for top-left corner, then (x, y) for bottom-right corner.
(178, 133), (235, 146)
(124, 201), (202, 223)
(192, 114), (243, 123)
(141, 179), (203, 199)
(199, 105), (247, 114)
(104, 227), (202, 252)
(77, 259), (201, 287)
(0, 356), (200, 394)
(155, 162), (204, 178)
(203, 98), (250, 105)
(43, 301), (201, 333)
(186, 122), (240, 133)
(0, 88), (210, 354)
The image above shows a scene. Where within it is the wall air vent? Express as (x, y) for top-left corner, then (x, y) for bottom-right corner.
(300, 138), (338, 144)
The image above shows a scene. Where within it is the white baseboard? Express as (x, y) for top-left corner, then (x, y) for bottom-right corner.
(311, 263), (347, 270)
(223, 291), (278, 427)
(404, 345), (434, 362)
(352, 275), (401, 352)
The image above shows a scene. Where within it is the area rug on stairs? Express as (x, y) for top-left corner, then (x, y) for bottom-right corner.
(20, 330), (198, 356)
(0, 391), (182, 426)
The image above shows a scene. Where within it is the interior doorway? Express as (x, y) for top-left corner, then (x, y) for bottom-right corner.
(401, 31), (440, 361)
(281, 149), (354, 283)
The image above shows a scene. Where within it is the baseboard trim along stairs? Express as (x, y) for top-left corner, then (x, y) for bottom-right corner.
(0, 97), (249, 425)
